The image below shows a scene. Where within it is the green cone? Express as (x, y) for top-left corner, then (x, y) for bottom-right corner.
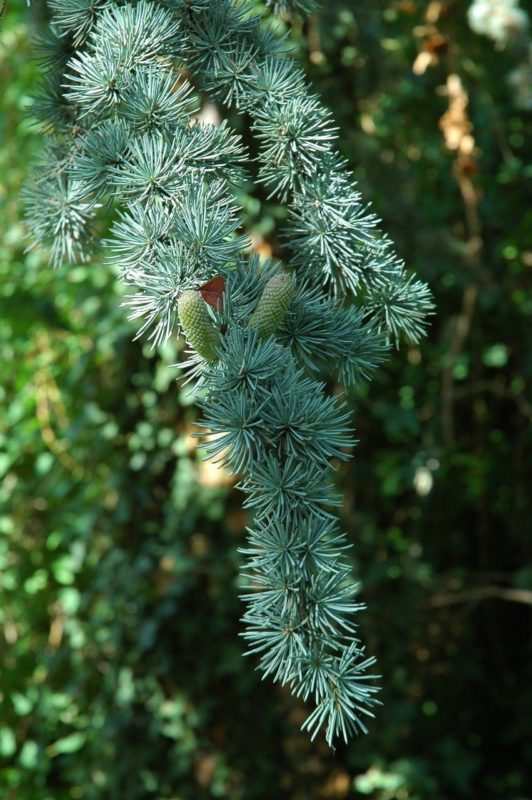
(249, 273), (295, 338)
(178, 290), (221, 362)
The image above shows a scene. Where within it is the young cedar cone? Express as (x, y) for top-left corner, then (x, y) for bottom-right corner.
(249, 272), (295, 338)
(178, 289), (221, 362)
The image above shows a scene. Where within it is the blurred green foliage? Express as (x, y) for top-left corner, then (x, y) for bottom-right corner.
(1, 1), (531, 798)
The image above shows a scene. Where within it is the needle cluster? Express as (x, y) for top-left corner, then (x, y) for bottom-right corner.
(25, 0), (433, 745)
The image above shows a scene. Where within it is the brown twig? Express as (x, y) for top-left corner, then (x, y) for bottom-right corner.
(453, 379), (532, 421)
(431, 585), (532, 607)
(438, 73), (482, 446)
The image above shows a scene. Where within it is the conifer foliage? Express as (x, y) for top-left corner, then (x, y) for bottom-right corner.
(25, 0), (433, 745)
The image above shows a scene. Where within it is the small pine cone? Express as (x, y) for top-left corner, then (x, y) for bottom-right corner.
(178, 290), (221, 362)
(249, 273), (295, 338)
